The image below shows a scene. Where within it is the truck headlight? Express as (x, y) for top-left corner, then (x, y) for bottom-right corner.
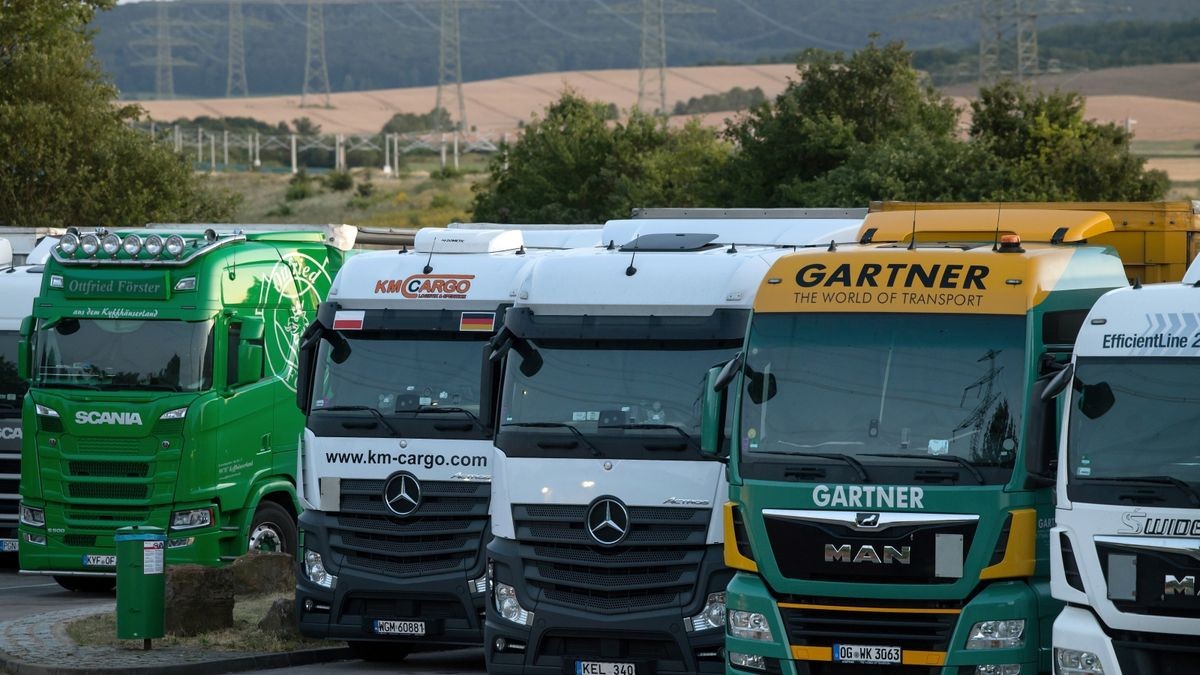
(80, 234), (100, 256)
(170, 507), (213, 530)
(122, 234), (143, 257)
(303, 549), (337, 589)
(494, 581), (535, 626)
(34, 404), (60, 418)
(730, 652), (766, 671)
(165, 234), (186, 258)
(159, 407), (188, 420)
(59, 234), (79, 256)
(686, 592), (726, 632)
(967, 619), (1025, 649)
(728, 610), (773, 641)
(20, 504), (45, 527)
(1054, 648), (1104, 675)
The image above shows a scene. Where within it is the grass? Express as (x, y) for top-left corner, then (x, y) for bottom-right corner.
(1132, 139), (1200, 157)
(65, 593), (326, 653)
(204, 155), (490, 229)
(1167, 180), (1200, 200)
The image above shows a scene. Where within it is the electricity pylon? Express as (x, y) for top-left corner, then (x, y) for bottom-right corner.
(640, 0), (667, 114)
(226, 0), (249, 97)
(302, 0), (331, 107)
(436, 0), (466, 132)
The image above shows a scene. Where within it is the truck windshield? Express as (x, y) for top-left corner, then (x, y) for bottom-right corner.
(740, 313), (1025, 479)
(0, 331), (23, 413)
(310, 332), (486, 415)
(501, 339), (739, 451)
(1066, 357), (1200, 505)
(34, 318), (214, 392)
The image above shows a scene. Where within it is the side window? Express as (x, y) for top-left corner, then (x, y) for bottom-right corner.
(226, 322), (242, 386)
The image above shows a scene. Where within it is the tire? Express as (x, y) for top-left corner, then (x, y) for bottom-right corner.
(347, 641), (412, 661)
(54, 576), (115, 593)
(247, 500), (297, 556)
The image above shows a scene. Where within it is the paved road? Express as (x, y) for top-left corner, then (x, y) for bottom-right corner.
(0, 558), (486, 674)
(0, 559), (114, 623)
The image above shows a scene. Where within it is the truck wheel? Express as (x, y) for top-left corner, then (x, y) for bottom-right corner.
(347, 642), (411, 661)
(54, 576), (115, 593)
(247, 501), (297, 556)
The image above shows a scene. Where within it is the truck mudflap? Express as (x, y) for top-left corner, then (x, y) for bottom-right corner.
(725, 573), (1046, 675)
(294, 509), (489, 647)
(484, 537), (730, 675)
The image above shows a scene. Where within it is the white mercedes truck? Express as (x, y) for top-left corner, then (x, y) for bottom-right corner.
(484, 209), (864, 675)
(292, 226), (595, 660)
(1049, 248), (1200, 674)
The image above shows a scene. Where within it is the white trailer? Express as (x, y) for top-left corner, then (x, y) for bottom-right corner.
(1050, 255), (1200, 674)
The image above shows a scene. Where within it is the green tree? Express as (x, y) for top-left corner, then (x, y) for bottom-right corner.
(0, 0), (238, 227)
(471, 91), (729, 223)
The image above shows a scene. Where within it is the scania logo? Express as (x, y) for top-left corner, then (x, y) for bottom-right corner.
(855, 513), (880, 528)
(383, 472), (422, 517)
(586, 497), (630, 546)
(74, 411), (142, 425)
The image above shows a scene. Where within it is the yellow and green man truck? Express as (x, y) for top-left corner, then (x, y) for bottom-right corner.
(702, 202), (1200, 674)
(18, 225), (350, 591)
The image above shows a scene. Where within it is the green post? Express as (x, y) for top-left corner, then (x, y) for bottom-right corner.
(115, 525), (166, 649)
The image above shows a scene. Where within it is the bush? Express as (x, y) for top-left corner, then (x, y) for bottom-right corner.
(356, 181), (376, 198)
(324, 170), (354, 192)
(285, 170), (315, 201)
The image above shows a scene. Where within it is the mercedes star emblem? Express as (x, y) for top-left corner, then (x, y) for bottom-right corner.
(383, 472), (422, 517)
(586, 496), (630, 546)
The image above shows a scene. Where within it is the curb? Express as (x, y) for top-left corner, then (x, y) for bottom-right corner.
(0, 645), (352, 675)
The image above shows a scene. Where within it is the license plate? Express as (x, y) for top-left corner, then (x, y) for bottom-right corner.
(576, 661), (636, 675)
(82, 554), (117, 567)
(832, 643), (901, 665)
(372, 619), (425, 636)
(0, 539), (17, 553)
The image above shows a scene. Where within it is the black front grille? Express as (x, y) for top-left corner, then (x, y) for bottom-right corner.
(67, 482), (148, 500)
(65, 505), (151, 527)
(540, 631), (685, 661)
(781, 604), (958, 653)
(0, 451), (18, 522)
(512, 503), (710, 614)
(1112, 629), (1200, 675)
(68, 461), (150, 478)
(340, 594), (471, 621)
(330, 478), (488, 578)
(1099, 543), (1200, 618)
(65, 534), (97, 547)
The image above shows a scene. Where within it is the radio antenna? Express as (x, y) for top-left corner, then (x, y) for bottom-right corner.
(626, 239), (639, 277)
(423, 237), (436, 274)
(906, 209), (918, 250)
(992, 201), (1004, 251)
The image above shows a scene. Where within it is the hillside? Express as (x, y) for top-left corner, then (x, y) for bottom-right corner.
(93, 0), (1200, 99)
(130, 63), (1200, 143)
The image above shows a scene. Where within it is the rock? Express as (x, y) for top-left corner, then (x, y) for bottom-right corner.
(165, 564), (234, 636)
(228, 552), (295, 598)
(257, 596), (299, 639)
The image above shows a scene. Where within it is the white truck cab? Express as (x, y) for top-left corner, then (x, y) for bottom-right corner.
(1051, 255), (1200, 674)
(291, 226), (596, 660)
(484, 209), (864, 675)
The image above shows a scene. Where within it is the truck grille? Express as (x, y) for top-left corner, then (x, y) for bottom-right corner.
(330, 479), (488, 578)
(511, 503), (709, 614)
(68, 461), (150, 478)
(65, 505), (151, 527)
(0, 451), (19, 531)
(66, 482), (148, 500)
(1111, 628), (1200, 675)
(780, 603), (959, 653)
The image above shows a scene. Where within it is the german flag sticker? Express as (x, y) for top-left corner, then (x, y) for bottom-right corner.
(460, 312), (496, 332)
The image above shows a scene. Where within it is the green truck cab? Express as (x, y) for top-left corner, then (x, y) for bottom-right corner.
(17, 226), (348, 591)
(702, 205), (1199, 675)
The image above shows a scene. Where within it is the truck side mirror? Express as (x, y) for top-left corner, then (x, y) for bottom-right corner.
(295, 321), (322, 414)
(17, 316), (32, 382)
(700, 365), (728, 459)
(479, 341), (500, 432)
(239, 315), (265, 341)
(1025, 372), (1058, 488)
(713, 351), (743, 392)
(1040, 362), (1073, 401)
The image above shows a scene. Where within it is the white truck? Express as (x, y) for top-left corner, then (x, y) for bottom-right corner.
(292, 226), (595, 659)
(0, 237), (54, 557)
(1049, 253), (1200, 674)
(484, 209), (864, 675)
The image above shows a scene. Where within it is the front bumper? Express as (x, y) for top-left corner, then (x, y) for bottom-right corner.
(18, 500), (226, 574)
(295, 509), (487, 646)
(1054, 604), (1200, 675)
(485, 537), (730, 675)
(725, 573), (1044, 675)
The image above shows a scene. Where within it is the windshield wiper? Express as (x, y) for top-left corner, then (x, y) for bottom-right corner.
(1078, 475), (1200, 506)
(598, 423), (692, 442)
(313, 405), (401, 437)
(859, 453), (986, 485)
(98, 383), (183, 392)
(501, 422), (600, 456)
(36, 381), (100, 390)
(751, 449), (870, 483)
(400, 405), (483, 428)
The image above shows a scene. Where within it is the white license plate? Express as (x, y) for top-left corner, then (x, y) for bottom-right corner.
(832, 643), (902, 665)
(82, 554), (117, 567)
(372, 619), (425, 636)
(576, 661), (636, 675)
(0, 539), (17, 553)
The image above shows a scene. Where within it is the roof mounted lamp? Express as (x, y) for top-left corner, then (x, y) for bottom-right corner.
(59, 233), (80, 256)
(165, 235), (186, 258)
(101, 233), (121, 256)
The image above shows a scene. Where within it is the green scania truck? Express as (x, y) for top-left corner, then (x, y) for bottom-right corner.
(703, 203), (1200, 675)
(17, 225), (350, 591)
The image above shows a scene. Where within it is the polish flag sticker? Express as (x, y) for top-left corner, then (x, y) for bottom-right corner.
(332, 310), (365, 330)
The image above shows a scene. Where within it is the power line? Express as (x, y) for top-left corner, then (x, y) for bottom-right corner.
(302, 0), (332, 106)
(227, 0), (249, 96)
(436, 0), (466, 131)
